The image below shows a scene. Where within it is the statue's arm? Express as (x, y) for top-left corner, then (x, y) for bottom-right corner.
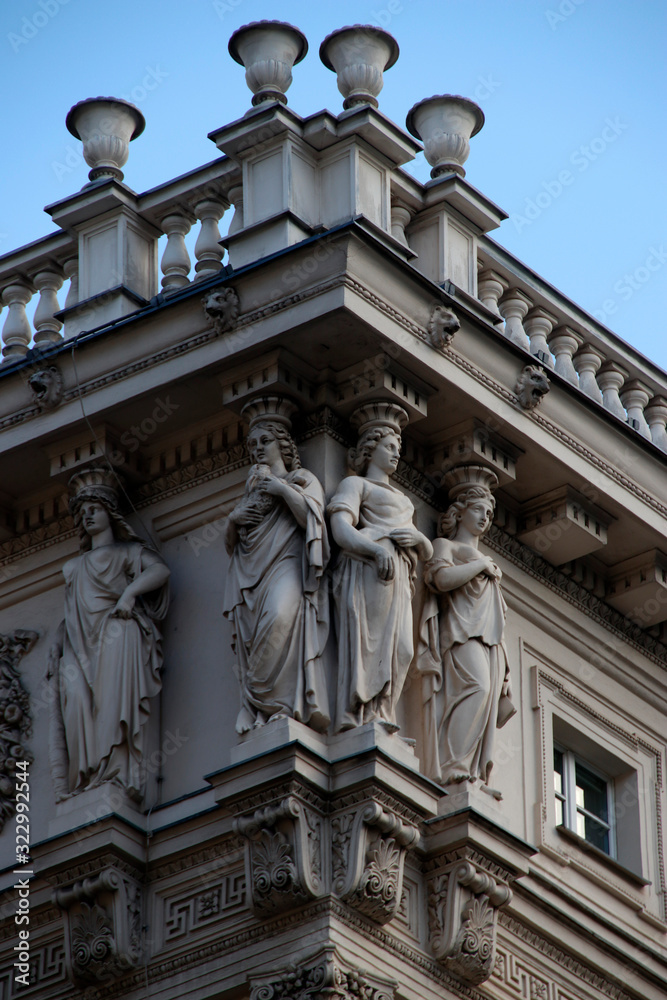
(113, 549), (171, 618)
(330, 509), (394, 581)
(265, 476), (310, 529)
(426, 539), (495, 593)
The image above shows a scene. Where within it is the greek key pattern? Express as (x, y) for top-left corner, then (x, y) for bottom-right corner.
(493, 950), (579, 1000)
(163, 872), (246, 942)
(0, 941), (66, 998)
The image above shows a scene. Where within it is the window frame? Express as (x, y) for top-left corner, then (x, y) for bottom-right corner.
(553, 745), (617, 860)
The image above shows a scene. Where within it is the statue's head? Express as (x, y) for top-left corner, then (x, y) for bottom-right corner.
(242, 395), (301, 472)
(438, 465), (499, 539)
(348, 401), (408, 476)
(69, 467), (142, 550)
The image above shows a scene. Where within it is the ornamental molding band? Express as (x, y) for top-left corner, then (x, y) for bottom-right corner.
(428, 859), (512, 985)
(514, 365), (551, 410)
(331, 800), (419, 925)
(202, 286), (240, 333)
(428, 303), (460, 350)
(233, 794), (324, 916)
(0, 630), (37, 832)
(248, 945), (397, 1000)
(53, 866), (142, 988)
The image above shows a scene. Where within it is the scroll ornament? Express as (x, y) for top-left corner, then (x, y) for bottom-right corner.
(53, 867), (142, 988)
(331, 801), (419, 925)
(234, 795), (324, 916)
(428, 861), (511, 985)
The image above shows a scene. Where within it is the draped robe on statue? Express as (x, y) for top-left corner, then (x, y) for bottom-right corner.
(418, 537), (515, 786)
(59, 542), (168, 798)
(223, 469), (330, 732)
(328, 476), (418, 731)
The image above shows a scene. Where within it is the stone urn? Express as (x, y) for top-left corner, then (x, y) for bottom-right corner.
(406, 95), (484, 179)
(228, 20), (308, 106)
(66, 97), (145, 185)
(319, 24), (399, 110)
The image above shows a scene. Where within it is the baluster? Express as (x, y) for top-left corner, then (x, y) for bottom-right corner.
(32, 267), (64, 347)
(63, 257), (79, 309)
(194, 198), (227, 281)
(620, 379), (652, 439)
(524, 306), (557, 368)
(644, 397), (667, 452)
(227, 184), (244, 236)
(477, 268), (507, 322)
(1, 281), (34, 362)
(160, 212), (192, 291)
(547, 325), (581, 386)
(596, 361), (628, 420)
(390, 203), (411, 247)
(498, 288), (532, 349)
(573, 344), (604, 403)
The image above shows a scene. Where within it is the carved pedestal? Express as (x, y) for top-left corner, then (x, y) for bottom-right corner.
(53, 866), (143, 988)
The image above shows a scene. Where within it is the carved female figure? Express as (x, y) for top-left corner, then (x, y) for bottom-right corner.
(328, 402), (433, 732)
(419, 466), (515, 790)
(223, 397), (330, 734)
(48, 468), (170, 800)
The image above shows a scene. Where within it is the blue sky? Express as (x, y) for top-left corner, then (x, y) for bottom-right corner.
(1, 1), (665, 369)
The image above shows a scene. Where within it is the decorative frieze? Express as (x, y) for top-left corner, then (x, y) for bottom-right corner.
(0, 630), (37, 832)
(234, 794), (325, 916)
(163, 871), (246, 942)
(53, 866), (143, 988)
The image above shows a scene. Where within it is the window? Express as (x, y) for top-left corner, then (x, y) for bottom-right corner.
(553, 747), (615, 857)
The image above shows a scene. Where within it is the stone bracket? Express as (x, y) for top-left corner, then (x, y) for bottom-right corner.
(234, 793), (324, 916)
(428, 859), (511, 985)
(331, 800), (419, 925)
(53, 866), (142, 988)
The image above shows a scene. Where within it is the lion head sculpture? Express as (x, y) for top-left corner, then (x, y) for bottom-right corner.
(28, 366), (63, 411)
(202, 287), (240, 335)
(428, 304), (460, 350)
(515, 365), (550, 410)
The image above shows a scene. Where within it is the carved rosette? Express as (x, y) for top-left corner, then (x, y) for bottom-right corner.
(331, 801), (419, 925)
(234, 794), (324, 916)
(53, 867), (142, 988)
(249, 946), (396, 1000)
(428, 860), (511, 985)
(0, 631), (37, 831)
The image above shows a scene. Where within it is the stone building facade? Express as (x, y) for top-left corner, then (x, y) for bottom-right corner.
(0, 21), (665, 1000)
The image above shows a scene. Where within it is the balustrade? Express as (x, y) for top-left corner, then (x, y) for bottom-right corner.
(193, 199), (227, 280)
(477, 268), (507, 322)
(32, 267), (64, 347)
(597, 362), (628, 420)
(644, 397), (667, 451)
(160, 212), (193, 291)
(620, 380), (652, 439)
(1, 281), (34, 361)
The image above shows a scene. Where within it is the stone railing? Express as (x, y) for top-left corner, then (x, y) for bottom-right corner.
(0, 156), (238, 363)
(477, 237), (667, 451)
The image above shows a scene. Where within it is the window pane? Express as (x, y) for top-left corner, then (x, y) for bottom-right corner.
(580, 812), (610, 854)
(575, 762), (608, 824)
(555, 797), (563, 826)
(554, 748), (564, 795)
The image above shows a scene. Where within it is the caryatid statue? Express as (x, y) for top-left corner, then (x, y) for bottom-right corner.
(418, 465), (515, 792)
(328, 401), (433, 733)
(48, 468), (170, 801)
(223, 396), (330, 734)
